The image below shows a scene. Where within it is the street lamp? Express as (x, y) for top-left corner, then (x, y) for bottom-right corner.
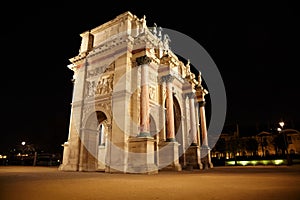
(279, 121), (284, 129)
(21, 141), (26, 165)
(278, 121), (291, 165)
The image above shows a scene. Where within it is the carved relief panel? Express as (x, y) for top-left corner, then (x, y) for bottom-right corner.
(85, 62), (115, 98)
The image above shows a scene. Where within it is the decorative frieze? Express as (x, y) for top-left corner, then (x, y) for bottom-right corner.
(87, 62), (115, 79)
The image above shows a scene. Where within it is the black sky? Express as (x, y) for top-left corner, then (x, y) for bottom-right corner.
(1, 1), (299, 153)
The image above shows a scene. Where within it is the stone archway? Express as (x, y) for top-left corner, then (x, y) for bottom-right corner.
(80, 111), (108, 171)
(96, 111), (109, 171)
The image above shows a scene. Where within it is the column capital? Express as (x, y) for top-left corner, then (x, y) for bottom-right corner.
(186, 92), (196, 99)
(136, 55), (152, 65)
(160, 74), (175, 83)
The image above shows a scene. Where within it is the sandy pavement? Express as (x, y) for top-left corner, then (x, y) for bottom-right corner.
(0, 165), (300, 200)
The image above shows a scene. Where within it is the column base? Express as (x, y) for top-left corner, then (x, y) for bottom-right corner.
(127, 163), (158, 174)
(59, 141), (79, 171)
(166, 138), (176, 142)
(158, 141), (182, 171)
(127, 137), (158, 174)
(184, 145), (203, 170)
(105, 166), (127, 174)
(201, 145), (213, 169)
(137, 132), (153, 138)
(58, 163), (78, 171)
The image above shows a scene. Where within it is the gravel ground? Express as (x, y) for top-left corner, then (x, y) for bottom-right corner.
(1, 165), (300, 200)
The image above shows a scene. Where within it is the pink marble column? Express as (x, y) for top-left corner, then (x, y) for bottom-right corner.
(140, 64), (150, 134)
(161, 81), (166, 141)
(188, 93), (198, 146)
(136, 55), (152, 137)
(199, 100), (213, 168)
(165, 75), (176, 142)
(199, 101), (208, 147)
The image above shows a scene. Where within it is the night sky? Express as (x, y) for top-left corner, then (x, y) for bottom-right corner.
(1, 1), (299, 154)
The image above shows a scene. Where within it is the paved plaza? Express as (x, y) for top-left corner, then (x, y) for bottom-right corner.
(0, 165), (299, 200)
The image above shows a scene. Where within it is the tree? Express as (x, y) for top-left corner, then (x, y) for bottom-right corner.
(273, 133), (288, 156)
(227, 137), (243, 165)
(244, 138), (258, 156)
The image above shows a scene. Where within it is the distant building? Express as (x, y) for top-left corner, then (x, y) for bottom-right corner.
(256, 131), (276, 157)
(255, 129), (300, 157)
(59, 11), (213, 174)
(212, 128), (300, 160)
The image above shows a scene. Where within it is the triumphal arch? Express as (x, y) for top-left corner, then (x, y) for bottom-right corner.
(59, 11), (213, 174)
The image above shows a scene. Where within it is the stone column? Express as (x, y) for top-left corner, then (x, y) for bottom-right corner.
(105, 124), (112, 173)
(184, 92), (203, 170)
(195, 80), (213, 169)
(158, 75), (181, 171)
(160, 81), (167, 141)
(137, 55), (151, 137)
(165, 75), (176, 142)
(127, 55), (158, 174)
(199, 100), (213, 169)
(188, 92), (198, 146)
(199, 101), (208, 147)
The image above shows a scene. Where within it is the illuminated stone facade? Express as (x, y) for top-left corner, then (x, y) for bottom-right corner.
(59, 11), (212, 173)
(212, 128), (300, 160)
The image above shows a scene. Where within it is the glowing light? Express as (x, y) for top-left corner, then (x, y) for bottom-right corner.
(226, 161), (236, 165)
(273, 159), (284, 165)
(21, 141), (26, 146)
(238, 161), (249, 166)
(279, 121), (284, 128)
(225, 159), (284, 167)
(261, 160), (270, 165)
(250, 160), (258, 166)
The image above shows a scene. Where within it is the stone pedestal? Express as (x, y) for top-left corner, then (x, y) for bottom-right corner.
(59, 142), (72, 171)
(78, 146), (97, 172)
(59, 141), (79, 171)
(185, 145), (203, 170)
(97, 145), (106, 171)
(159, 142), (182, 171)
(201, 146), (213, 169)
(127, 137), (158, 174)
